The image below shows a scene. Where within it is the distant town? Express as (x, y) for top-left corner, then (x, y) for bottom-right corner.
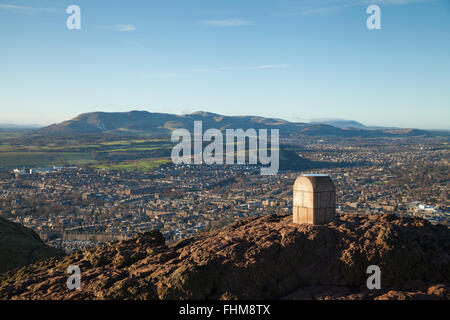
(0, 135), (448, 253)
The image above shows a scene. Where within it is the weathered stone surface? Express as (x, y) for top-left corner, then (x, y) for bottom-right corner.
(0, 214), (448, 300)
(293, 175), (336, 225)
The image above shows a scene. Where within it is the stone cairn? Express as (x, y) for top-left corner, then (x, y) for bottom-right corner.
(293, 174), (336, 225)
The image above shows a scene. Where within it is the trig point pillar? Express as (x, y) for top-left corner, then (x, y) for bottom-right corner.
(293, 174), (336, 225)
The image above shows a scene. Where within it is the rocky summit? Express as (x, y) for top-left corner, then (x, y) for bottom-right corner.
(0, 214), (449, 300)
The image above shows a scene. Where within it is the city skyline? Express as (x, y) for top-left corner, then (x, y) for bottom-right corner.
(1, 0), (450, 129)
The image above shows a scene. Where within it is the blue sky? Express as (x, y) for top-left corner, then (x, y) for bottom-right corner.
(0, 0), (449, 129)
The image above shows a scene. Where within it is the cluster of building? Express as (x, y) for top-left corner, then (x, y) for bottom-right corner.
(0, 136), (447, 252)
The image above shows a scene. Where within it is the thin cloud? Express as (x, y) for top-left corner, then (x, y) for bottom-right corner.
(364, 0), (437, 5)
(201, 19), (254, 27)
(0, 4), (55, 12)
(192, 65), (291, 72)
(98, 24), (136, 32)
(192, 67), (233, 73)
(253, 64), (292, 69)
(150, 73), (187, 79)
(275, 5), (350, 17)
(274, 0), (438, 17)
(152, 64), (292, 78)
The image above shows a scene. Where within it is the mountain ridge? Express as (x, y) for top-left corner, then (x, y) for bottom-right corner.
(35, 110), (447, 138)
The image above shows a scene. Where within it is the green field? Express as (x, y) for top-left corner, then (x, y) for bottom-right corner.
(98, 147), (161, 152)
(100, 139), (163, 146)
(0, 136), (173, 171)
(40, 144), (101, 150)
(60, 152), (97, 165)
(0, 144), (12, 151)
(0, 152), (65, 167)
(93, 159), (171, 172)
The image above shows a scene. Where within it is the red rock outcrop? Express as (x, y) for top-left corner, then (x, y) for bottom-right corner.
(0, 214), (448, 300)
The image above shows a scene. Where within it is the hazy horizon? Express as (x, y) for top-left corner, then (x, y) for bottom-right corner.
(1, 109), (449, 131)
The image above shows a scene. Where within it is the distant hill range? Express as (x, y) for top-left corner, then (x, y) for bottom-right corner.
(35, 110), (448, 138)
(0, 123), (41, 132)
(308, 119), (396, 130)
